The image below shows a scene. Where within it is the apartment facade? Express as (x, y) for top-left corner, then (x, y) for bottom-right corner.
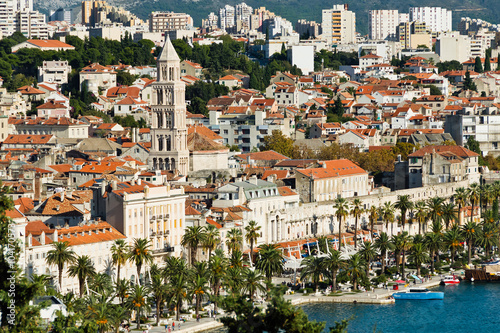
(369, 10), (404, 40)
(149, 11), (192, 32)
(322, 4), (356, 46)
(37, 61), (71, 85)
(409, 7), (452, 33)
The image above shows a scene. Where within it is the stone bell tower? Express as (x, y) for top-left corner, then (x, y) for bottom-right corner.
(148, 36), (189, 175)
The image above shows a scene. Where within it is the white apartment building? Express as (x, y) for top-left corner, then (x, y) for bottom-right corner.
(235, 2), (252, 27)
(24, 220), (125, 294)
(0, 0), (17, 36)
(149, 11), (193, 32)
(435, 31), (471, 62)
(37, 61), (71, 84)
(103, 180), (187, 263)
(369, 10), (404, 40)
(322, 4), (356, 45)
(202, 12), (218, 29)
(16, 9), (48, 39)
(410, 7), (452, 33)
(219, 5), (235, 31)
(79, 63), (117, 95)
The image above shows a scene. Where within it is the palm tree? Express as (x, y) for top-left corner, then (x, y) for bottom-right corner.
(381, 202), (395, 236)
(202, 224), (220, 260)
(468, 183), (481, 221)
(45, 241), (76, 292)
(359, 241), (377, 277)
(209, 254), (226, 313)
(441, 202), (458, 230)
(128, 238), (152, 285)
(368, 205), (379, 241)
(374, 232), (394, 274)
(85, 299), (112, 333)
(225, 228), (243, 255)
(322, 250), (344, 291)
(424, 232), (442, 274)
(181, 226), (206, 265)
(443, 225), (463, 263)
(478, 222), (499, 259)
(89, 272), (113, 296)
(229, 249), (246, 268)
(481, 184), (495, 215)
(350, 198), (364, 249)
(224, 266), (244, 296)
(170, 276), (187, 321)
(395, 195), (413, 233)
(242, 268), (266, 301)
(408, 242), (429, 276)
(392, 234), (404, 275)
(115, 278), (130, 305)
(333, 197), (349, 251)
(127, 284), (150, 329)
(149, 272), (167, 326)
(346, 253), (366, 290)
(244, 220), (261, 264)
(67, 255), (96, 297)
(164, 256), (190, 286)
(427, 197), (445, 232)
(414, 200), (428, 235)
(300, 256), (325, 291)
(109, 305), (130, 333)
(111, 239), (129, 282)
(454, 187), (468, 224)
(399, 232), (412, 276)
(462, 221), (480, 265)
(255, 244), (284, 284)
(189, 272), (209, 318)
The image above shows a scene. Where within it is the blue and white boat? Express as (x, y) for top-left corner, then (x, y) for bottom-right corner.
(393, 288), (444, 300)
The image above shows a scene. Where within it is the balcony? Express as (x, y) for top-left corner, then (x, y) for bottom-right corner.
(152, 246), (175, 255)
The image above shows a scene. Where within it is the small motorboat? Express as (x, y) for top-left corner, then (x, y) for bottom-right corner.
(440, 275), (460, 285)
(393, 288), (444, 300)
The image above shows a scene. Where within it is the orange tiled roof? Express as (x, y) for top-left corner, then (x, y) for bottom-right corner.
(297, 159), (367, 179)
(25, 39), (74, 49)
(38, 190), (93, 216)
(3, 134), (54, 144)
(237, 151), (290, 161)
(408, 145), (479, 158)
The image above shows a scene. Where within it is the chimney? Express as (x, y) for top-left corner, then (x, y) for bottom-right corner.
(130, 179), (135, 186)
(60, 191), (65, 202)
(137, 178), (142, 185)
(111, 180), (117, 191)
(131, 128), (136, 143)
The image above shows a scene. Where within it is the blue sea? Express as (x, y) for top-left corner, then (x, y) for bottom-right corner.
(302, 283), (500, 332)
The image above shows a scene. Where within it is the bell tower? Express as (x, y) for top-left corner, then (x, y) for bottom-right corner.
(148, 36), (189, 175)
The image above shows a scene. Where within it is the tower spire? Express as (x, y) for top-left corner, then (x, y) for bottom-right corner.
(158, 35), (180, 62)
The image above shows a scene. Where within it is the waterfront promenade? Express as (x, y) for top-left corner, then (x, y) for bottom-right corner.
(144, 273), (454, 332)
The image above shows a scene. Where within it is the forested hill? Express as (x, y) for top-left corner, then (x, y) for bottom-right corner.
(108, 0), (499, 35)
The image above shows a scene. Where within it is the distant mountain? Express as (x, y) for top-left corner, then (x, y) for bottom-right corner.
(36, 0), (500, 35)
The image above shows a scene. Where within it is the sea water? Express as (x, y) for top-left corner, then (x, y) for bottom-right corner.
(302, 283), (500, 332)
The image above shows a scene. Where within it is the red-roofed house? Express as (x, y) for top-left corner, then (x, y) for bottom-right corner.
(217, 75), (243, 89)
(296, 159), (369, 202)
(79, 63), (117, 94)
(36, 100), (71, 117)
(12, 40), (75, 53)
(180, 60), (203, 78)
(359, 54), (383, 70)
(113, 97), (149, 116)
(402, 145), (480, 188)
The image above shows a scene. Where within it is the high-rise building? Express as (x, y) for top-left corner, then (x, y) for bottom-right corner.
(369, 10), (406, 40)
(49, 8), (72, 24)
(202, 12), (218, 29)
(149, 11), (192, 32)
(81, 0), (106, 26)
(148, 36), (189, 176)
(410, 7), (452, 33)
(322, 4), (356, 45)
(296, 19), (321, 38)
(16, 9), (48, 39)
(0, 0), (18, 37)
(219, 5), (235, 31)
(236, 2), (252, 27)
(397, 21), (427, 49)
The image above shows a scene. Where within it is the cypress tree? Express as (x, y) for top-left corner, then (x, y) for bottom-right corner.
(474, 56), (483, 73)
(484, 54), (491, 72)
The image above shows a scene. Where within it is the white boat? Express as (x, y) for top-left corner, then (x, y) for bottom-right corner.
(440, 275), (460, 285)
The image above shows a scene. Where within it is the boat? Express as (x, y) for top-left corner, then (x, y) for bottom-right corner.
(392, 288), (444, 300)
(465, 262), (500, 282)
(440, 275), (460, 285)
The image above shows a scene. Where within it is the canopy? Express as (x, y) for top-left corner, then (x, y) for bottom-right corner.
(395, 280), (406, 284)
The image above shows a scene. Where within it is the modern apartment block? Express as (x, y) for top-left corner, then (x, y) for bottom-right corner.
(410, 7), (452, 33)
(16, 10), (48, 39)
(397, 21), (428, 49)
(322, 4), (356, 46)
(369, 10), (407, 40)
(219, 5), (235, 31)
(295, 19), (322, 38)
(37, 60), (72, 84)
(149, 11), (193, 32)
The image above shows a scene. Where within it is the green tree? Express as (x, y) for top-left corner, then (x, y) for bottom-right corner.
(414, 200), (428, 235)
(242, 268), (266, 301)
(467, 183), (481, 222)
(395, 195), (414, 233)
(368, 205), (379, 241)
(350, 198), (364, 249)
(484, 54), (491, 72)
(181, 225), (206, 265)
(333, 197), (349, 251)
(462, 221), (480, 265)
(261, 130), (294, 158)
(424, 232), (442, 274)
(128, 238), (152, 285)
(114, 278), (130, 305)
(443, 225), (463, 263)
(202, 224), (219, 260)
(381, 202), (395, 235)
(209, 253), (226, 313)
(111, 239), (129, 282)
(374, 232), (394, 274)
(322, 250), (345, 291)
(67, 255), (97, 297)
(116, 70), (137, 86)
(45, 241), (76, 292)
(464, 71), (477, 91)
(300, 256), (325, 291)
(127, 284), (150, 329)
(225, 227), (243, 255)
(474, 56), (483, 73)
(359, 241), (377, 277)
(244, 220), (261, 264)
(149, 271), (167, 326)
(454, 187), (468, 225)
(189, 269), (209, 317)
(441, 202), (458, 230)
(346, 253), (366, 290)
(408, 242), (429, 276)
(255, 244), (284, 284)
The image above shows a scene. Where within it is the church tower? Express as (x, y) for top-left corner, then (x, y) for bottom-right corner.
(148, 36), (189, 175)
